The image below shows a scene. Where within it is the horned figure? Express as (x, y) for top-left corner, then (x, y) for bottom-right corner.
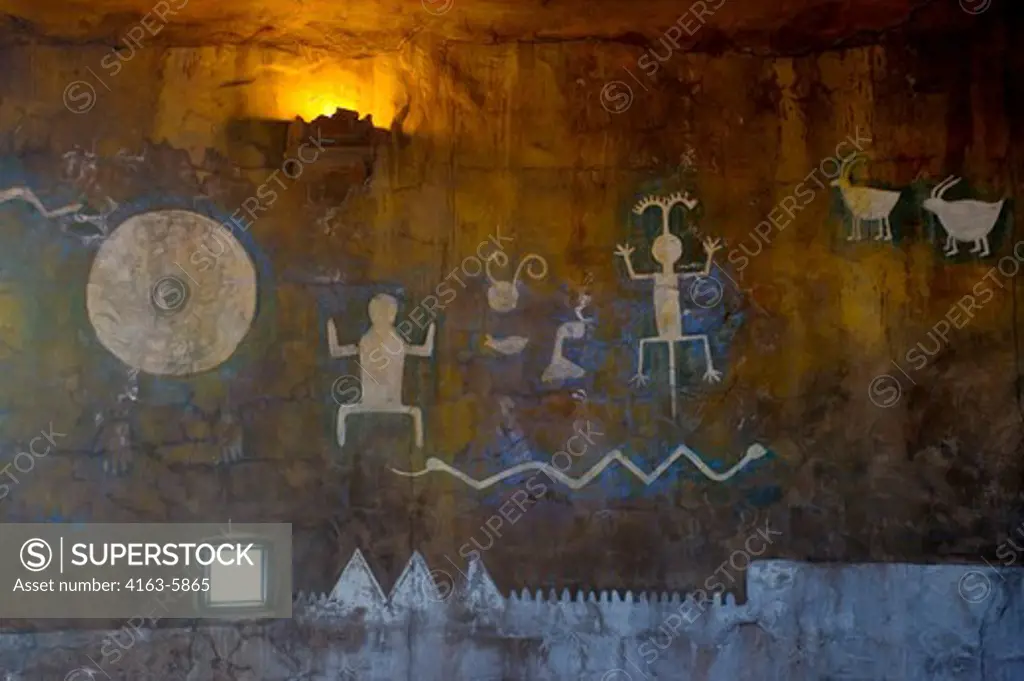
(615, 191), (721, 420)
(830, 156), (901, 242)
(922, 175), (1005, 258)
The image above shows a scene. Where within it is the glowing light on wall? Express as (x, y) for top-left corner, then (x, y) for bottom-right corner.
(263, 58), (398, 127)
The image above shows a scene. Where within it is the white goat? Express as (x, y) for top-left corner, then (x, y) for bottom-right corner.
(830, 156), (901, 242)
(922, 175), (1004, 258)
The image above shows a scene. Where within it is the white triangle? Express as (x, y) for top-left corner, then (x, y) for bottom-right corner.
(389, 552), (441, 608)
(462, 557), (505, 611)
(328, 549), (386, 611)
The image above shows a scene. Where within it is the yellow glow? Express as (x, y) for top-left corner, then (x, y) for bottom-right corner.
(266, 58), (397, 128)
(279, 87), (357, 122)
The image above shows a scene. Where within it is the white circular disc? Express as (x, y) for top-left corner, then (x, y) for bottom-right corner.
(86, 210), (257, 376)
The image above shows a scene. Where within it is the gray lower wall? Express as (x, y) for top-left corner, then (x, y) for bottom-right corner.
(2, 559), (1021, 681)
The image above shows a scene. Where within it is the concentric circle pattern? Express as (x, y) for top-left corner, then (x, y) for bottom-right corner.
(86, 210), (257, 376)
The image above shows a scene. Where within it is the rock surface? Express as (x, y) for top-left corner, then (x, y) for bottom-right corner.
(0, 0), (1020, 658)
(0, 0), (968, 55)
(2, 559), (1021, 680)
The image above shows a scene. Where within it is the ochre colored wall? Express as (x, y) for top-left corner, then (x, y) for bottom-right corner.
(0, 6), (1021, 618)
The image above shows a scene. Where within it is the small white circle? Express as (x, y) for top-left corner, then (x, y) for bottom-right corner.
(20, 538), (53, 572)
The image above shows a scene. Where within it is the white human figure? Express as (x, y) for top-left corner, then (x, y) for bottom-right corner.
(327, 293), (435, 448)
(615, 193), (723, 419)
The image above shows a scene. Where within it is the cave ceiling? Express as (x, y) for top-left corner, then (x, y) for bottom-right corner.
(0, 0), (974, 56)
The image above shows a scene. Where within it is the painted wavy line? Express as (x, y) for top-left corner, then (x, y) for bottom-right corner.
(390, 443), (768, 490)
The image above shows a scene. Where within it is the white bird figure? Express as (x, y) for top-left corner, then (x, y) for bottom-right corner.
(922, 175), (1005, 258)
(484, 334), (529, 355)
(830, 156), (901, 242)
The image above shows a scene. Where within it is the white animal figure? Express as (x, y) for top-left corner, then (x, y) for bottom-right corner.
(830, 157), (901, 241)
(327, 293), (434, 448)
(922, 175), (1005, 258)
(616, 191), (721, 420)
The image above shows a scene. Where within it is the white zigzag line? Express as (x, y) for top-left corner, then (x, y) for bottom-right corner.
(390, 443), (768, 490)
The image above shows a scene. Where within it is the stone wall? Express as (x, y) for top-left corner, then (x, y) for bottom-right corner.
(2, 559), (1021, 680)
(0, 0), (1021, 636)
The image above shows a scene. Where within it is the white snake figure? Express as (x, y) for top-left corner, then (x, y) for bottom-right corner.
(0, 186), (81, 218)
(391, 443), (768, 490)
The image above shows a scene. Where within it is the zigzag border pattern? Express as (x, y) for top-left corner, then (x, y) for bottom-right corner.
(293, 550), (747, 621)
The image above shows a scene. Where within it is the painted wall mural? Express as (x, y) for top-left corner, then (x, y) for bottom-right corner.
(327, 292), (436, 449)
(8, 556), (1017, 680)
(603, 180), (755, 502)
(485, 253), (548, 313)
(381, 184), (765, 499)
(0, 153), (763, 509)
(923, 176), (1006, 258)
(0, 149), (275, 480)
(392, 441), (768, 490)
(616, 192), (724, 418)
(0, 185), (82, 219)
(4, 13), (1024, 678)
(830, 158), (1012, 260)
(483, 253), (548, 355)
(541, 290), (591, 384)
(86, 209), (258, 376)
(831, 156), (900, 242)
